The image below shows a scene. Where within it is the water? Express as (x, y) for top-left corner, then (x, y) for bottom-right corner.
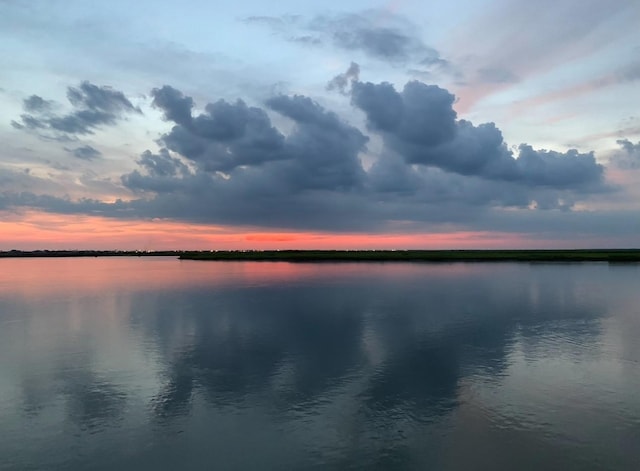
(0, 257), (638, 470)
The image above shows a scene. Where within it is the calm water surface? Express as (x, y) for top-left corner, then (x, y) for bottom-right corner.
(0, 258), (639, 470)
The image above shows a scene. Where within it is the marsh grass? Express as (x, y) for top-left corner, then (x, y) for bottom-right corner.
(178, 249), (640, 263)
(3, 249), (639, 262)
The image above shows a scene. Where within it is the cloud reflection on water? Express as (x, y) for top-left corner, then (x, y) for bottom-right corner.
(0, 258), (638, 470)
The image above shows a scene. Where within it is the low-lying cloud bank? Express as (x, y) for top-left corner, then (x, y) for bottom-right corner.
(6, 74), (633, 239)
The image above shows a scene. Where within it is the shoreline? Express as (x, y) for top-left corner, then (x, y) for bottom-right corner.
(3, 249), (639, 262)
(178, 249), (640, 262)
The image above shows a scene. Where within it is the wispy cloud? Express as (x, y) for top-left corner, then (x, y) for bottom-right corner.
(245, 9), (454, 72)
(449, 0), (640, 111)
(11, 82), (141, 139)
(64, 145), (103, 161)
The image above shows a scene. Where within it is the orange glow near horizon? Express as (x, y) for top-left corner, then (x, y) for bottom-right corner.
(0, 209), (621, 251)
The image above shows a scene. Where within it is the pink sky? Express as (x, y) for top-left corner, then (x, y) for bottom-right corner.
(0, 210), (619, 251)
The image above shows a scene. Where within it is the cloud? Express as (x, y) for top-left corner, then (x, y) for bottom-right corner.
(264, 94), (368, 190)
(151, 85), (194, 127)
(11, 81), (141, 138)
(617, 139), (640, 155)
(66, 82), (138, 115)
(506, 60), (640, 118)
(4, 79), (615, 234)
(121, 148), (196, 194)
(244, 14), (301, 31)
(0, 167), (72, 200)
(352, 80), (457, 145)
(147, 85), (368, 192)
(65, 145), (102, 161)
(316, 14), (423, 61)
(245, 10), (450, 67)
(475, 67), (518, 84)
(137, 149), (190, 178)
(614, 60), (640, 83)
(327, 62), (360, 94)
(116, 80), (608, 228)
(151, 86), (288, 173)
(611, 139), (640, 169)
(449, 0), (640, 111)
(352, 80), (605, 191)
(23, 95), (54, 113)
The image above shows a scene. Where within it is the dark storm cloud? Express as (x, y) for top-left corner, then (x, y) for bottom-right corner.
(138, 149), (190, 178)
(145, 85), (367, 191)
(264, 94), (368, 190)
(352, 80), (604, 190)
(113, 81), (608, 228)
(151, 85), (194, 126)
(150, 86), (287, 172)
(352, 80), (457, 144)
(5, 79), (616, 233)
(65, 145), (102, 161)
(514, 144), (603, 188)
(12, 81), (141, 137)
(121, 149), (198, 195)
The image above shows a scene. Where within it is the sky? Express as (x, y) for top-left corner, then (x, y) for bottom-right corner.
(1, 0), (640, 250)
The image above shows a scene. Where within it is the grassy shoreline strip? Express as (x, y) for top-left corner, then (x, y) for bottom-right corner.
(1, 249), (639, 262)
(179, 249), (640, 262)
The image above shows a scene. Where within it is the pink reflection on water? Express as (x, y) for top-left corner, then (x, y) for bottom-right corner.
(0, 257), (497, 298)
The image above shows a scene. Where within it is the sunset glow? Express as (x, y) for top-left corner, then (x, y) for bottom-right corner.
(1, 0), (639, 249)
(0, 210), (622, 251)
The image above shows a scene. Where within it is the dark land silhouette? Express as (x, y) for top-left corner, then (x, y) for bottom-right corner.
(2, 249), (640, 262)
